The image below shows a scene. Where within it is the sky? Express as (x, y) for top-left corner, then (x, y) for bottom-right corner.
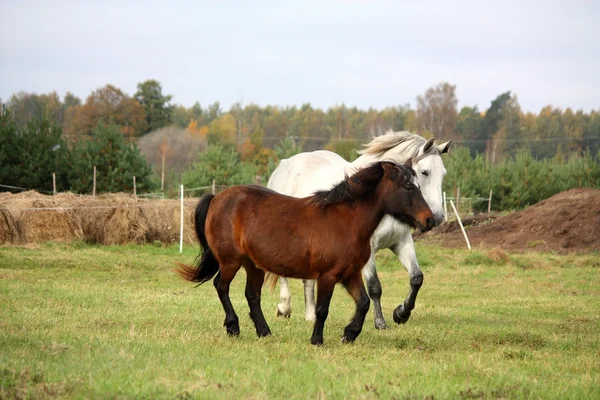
(1, 0), (599, 113)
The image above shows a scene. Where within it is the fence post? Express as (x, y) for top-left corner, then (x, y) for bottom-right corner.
(133, 176), (137, 199)
(180, 184), (184, 254)
(450, 200), (471, 250)
(488, 189), (493, 213)
(52, 173), (56, 195)
(456, 187), (460, 213)
(212, 179), (216, 195)
(93, 166), (97, 197)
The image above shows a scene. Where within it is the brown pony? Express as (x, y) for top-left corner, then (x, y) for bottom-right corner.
(177, 160), (434, 345)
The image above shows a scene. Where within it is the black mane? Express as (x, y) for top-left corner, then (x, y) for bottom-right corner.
(308, 161), (412, 207)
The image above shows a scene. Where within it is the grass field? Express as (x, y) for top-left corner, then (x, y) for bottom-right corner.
(1, 242), (599, 399)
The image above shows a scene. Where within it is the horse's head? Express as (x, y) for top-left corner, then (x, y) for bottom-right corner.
(358, 132), (452, 227)
(396, 138), (451, 227)
(380, 161), (434, 232)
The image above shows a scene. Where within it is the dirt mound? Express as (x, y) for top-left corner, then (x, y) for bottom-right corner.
(420, 188), (600, 253)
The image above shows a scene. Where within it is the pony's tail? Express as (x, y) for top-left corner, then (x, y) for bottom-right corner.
(176, 194), (220, 284)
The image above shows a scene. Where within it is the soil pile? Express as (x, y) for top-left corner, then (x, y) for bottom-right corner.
(419, 188), (600, 253)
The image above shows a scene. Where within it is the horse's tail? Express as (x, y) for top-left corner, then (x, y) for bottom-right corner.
(176, 194), (220, 284)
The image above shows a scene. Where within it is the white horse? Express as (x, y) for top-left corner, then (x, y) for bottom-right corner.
(267, 131), (451, 329)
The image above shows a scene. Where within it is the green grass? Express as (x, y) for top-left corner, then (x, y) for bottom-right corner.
(1, 242), (599, 399)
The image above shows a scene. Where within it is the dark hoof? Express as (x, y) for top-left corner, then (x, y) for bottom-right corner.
(257, 330), (272, 338)
(341, 335), (356, 343)
(393, 306), (411, 325)
(226, 328), (240, 336)
(311, 336), (324, 346)
(374, 319), (388, 330)
(276, 308), (291, 318)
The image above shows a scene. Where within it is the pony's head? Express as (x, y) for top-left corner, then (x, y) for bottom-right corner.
(379, 160), (434, 232)
(359, 131), (451, 226)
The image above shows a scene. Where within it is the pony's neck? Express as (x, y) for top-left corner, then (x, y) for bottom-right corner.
(342, 186), (388, 243)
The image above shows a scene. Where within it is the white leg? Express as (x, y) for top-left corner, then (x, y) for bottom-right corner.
(276, 277), (292, 317)
(362, 251), (387, 329)
(390, 234), (423, 324)
(303, 279), (316, 321)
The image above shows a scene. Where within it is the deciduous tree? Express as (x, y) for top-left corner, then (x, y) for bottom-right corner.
(416, 82), (458, 140)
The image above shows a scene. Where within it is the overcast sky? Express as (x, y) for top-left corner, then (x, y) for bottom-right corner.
(1, 0), (599, 113)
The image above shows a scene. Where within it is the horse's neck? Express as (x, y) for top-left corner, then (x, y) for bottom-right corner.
(340, 195), (388, 244)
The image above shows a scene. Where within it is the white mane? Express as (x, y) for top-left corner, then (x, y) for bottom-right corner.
(358, 130), (439, 162)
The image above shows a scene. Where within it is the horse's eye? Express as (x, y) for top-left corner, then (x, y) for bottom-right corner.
(405, 184), (414, 191)
(421, 170), (429, 177)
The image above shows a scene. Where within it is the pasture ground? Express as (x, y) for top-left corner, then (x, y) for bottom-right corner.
(1, 242), (599, 399)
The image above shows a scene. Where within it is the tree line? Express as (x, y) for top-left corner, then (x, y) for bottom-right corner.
(1, 80), (599, 209)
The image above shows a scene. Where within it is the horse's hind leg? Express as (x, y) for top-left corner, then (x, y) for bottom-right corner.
(213, 265), (242, 336)
(391, 236), (423, 324)
(244, 261), (271, 337)
(276, 277), (292, 318)
(341, 271), (370, 343)
(362, 251), (387, 330)
(310, 276), (336, 345)
(303, 279), (316, 322)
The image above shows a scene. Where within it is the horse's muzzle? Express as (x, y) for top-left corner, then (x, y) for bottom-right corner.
(417, 217), (434, 232)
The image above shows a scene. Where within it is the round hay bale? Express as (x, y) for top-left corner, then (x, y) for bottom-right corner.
(141, 199), (196, 244)
(83, 194), (149, 245)
(18, 198), (84, 243)
(0, 208), (22, 244)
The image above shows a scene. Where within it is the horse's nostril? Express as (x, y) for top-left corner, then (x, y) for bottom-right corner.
(426, 217), (434, 230)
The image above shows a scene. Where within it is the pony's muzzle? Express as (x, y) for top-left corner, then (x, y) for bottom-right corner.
(415, 211), (434, 232)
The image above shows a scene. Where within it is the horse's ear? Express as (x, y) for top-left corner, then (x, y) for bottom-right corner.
(404, 158), (413, 169)
(423, 138), (435, 153)
(381, 162), (399, 180)
(437, 140), (452, 154)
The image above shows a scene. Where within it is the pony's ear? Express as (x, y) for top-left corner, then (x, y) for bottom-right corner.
(381, 161), (399, 180)
(423, 138), (435, 153)
(403, 158), (413, 169)
(437, 140), (452, 154)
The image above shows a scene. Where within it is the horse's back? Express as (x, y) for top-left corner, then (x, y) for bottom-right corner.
(268, 150), (350, 197)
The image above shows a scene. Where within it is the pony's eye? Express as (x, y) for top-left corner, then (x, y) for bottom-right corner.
(405, 184), (414, 191)
(421, 170), (429, 177)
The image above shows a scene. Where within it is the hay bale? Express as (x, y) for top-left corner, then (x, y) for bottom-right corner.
(17, 198), (84, 243)
(0, 208), (22, 244)
(75, 194), (149, 245)
(141, 199), (197, 244)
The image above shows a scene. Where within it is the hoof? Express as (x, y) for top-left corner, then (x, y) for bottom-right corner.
(310, 337), (324, 346)
(374, 319), (388, 330)
(276, 307), (291, 318)
(341, 335), (356, 344)
(305, 314), (316, 322)
(393, 306), (411, 325)
(226, 328), (240, 337)
(257, 330), (272, 338)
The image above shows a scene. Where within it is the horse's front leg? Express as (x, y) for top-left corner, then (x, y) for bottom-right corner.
(390, 234), (423, 324)
(341, 271), (370, 343)
(303, 279), (316, 322)
(362, 252), (387, 330)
